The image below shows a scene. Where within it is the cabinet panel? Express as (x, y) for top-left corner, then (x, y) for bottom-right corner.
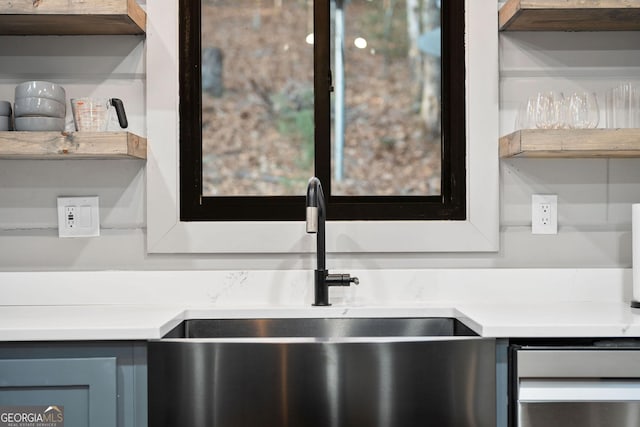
(0, 357), (117, 427)
(0, 343), (148, 427)
(0, 387), (89, 427)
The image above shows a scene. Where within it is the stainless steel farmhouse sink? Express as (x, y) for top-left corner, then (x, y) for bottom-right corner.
(148, 318), (496, 427)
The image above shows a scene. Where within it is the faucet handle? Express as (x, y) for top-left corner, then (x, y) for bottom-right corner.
(326, 273), (359, 287)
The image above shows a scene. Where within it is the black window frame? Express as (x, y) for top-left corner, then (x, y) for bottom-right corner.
(179, 0), (466, 222)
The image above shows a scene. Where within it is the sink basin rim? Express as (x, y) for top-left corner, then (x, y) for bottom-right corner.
(162, 316), (479, 339)
(155, 336), (483, 344)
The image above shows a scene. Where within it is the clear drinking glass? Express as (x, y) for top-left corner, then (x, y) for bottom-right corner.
(587, 92), (600, 128)
(568, 92), (599, 129)
(606, 89), (615, 128)
(631, 86), (640, 128)
(515, 97), (535, 130)
(534, 91), (565, 129)
(557, 95), (571, 129)
(614, 83), (632, 128)
(605, 82), (640, 128)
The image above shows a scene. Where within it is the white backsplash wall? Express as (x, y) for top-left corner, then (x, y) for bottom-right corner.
(499, 27), (640, 269)
(0, 1), (639, 271)
(0, 269), (631, 306)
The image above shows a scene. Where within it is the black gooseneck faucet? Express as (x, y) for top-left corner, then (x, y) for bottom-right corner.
(306, 177), (359, 306)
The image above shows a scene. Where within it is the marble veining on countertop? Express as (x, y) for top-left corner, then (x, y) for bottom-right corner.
(0, 268), (637, 341)
(1, 301), (640, 341)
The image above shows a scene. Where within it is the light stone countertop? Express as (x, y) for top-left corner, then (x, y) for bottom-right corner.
(1, 301), (640, 341)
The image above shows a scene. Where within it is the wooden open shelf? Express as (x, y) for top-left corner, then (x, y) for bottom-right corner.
(500, 129), (640, 158)
(499, 0), (640, 31)
(0, 131), (146, 160)
(0, 0), (145, 35)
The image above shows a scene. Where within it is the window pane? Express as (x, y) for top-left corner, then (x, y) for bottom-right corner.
(201, 0), (314, 196)
(331, 0), (442, 196)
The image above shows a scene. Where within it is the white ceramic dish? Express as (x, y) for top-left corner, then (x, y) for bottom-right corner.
(0, 116), (10, 131)
(14, 116), (65, 132)
(0, 101), (11, 116)
(14, 97), (65, 118)
(15, 81), (66, 104)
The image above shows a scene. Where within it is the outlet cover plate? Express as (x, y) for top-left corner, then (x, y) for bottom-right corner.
(532, 194), (558, 235)
(57, 196), (100, 238)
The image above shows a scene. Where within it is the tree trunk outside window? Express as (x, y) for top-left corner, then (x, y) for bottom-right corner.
(420, 0), (440, 136)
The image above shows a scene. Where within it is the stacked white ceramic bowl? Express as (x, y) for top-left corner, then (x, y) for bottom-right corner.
(14, 81), (66, 131)
(0, 100), (11, 131)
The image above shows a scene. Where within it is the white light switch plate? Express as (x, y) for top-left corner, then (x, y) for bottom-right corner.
(57, 196), (100, 238)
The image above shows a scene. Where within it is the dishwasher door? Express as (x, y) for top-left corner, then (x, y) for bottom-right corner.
(514, 348), (640, 427)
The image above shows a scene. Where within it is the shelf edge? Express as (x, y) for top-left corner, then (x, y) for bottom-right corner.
(0, 131), (147, 160)
(500, 129), (640, 158)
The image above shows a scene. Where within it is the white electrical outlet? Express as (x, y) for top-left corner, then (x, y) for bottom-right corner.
(57, 197), (100, 238)
(65, 206), (77, 229)
(532, 194), (558, 235)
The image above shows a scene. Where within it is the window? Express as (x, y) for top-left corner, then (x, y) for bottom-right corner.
(147, 0), (497, 254)
(179, 0), (466, 222)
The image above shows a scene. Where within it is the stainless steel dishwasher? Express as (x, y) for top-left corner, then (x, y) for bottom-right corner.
(511, 343), (640, 427)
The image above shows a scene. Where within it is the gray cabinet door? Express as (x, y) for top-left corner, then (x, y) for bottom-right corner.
(0, 357), (117, 427)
